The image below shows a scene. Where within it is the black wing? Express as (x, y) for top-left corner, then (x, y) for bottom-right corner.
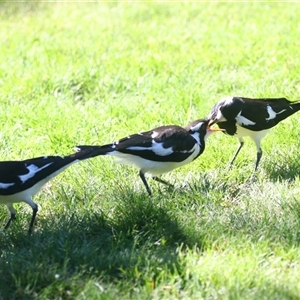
(77, 125), (201, 163)
(238, 97), (300, 130)
(215, 121), (237, 136)
(115, 125), (199, 162)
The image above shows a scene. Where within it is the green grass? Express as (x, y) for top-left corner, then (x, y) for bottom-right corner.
(1, 1), (300, 299)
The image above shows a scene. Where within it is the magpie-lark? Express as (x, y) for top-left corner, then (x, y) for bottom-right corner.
(208, 96), (300, 170)
(76, 119), (222, 196)
(0, 148), (96, 234)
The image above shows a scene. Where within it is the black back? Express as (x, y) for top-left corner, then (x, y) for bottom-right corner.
(111, 124), (204, 162)
(210, 97), (300, 133)
(0, 149), (93, 196)
(77, 119), (209, 163)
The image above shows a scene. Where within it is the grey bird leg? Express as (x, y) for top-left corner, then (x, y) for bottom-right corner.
(152, 177), (174, 188)
(230, 139), (244, 167)
(28, 205), (38, 235)
(139, 170), (152, 196)
(255, 149), (263, 171)
(4, 213), (16, 230)
(253, 139), (263, 171)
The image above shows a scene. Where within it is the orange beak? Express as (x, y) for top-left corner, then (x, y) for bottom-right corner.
(206, 125), (225, 132)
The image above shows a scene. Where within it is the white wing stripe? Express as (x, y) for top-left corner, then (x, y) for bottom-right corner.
(19, 163), (53, 183)
(266, 106), (287, 121)
(127, 143), (173, 156)
(0, 182), (14, 189)
(126, 140), (196, 156)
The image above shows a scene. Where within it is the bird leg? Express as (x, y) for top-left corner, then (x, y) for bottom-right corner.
(4, 212), (16, 230)
(152, 177), (174, 188)
(28, 205), (38, 235)
(152, 177), (173, 186)
(4, 204), (16, 230)
(139, 172), (174, 196)
(255, 149), (263, 171)
(139, 170), (152, 196)
(230, 139), (244, 167)
(253, 138), (263, 171)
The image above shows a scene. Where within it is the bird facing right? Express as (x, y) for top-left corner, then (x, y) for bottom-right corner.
(0, 148), (98, 234)
(207, 96), (300, 170)
(76, 118), (223, 196)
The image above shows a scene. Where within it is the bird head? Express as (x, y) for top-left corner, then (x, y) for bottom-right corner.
(208, 115), (225, 127)
(208, 96), (244, 127)
(187, 119), (224, 141)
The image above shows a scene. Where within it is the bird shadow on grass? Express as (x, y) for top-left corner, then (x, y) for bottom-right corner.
(263, 158), (300, 183)
(0, 190), (207, 299)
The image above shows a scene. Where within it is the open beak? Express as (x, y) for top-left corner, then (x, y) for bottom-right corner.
(208, 119), (216, 127)
(206, 122), (225, 133)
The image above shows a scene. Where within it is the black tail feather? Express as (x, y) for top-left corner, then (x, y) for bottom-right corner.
(291, 102), (300, 112)
(75, 145), (113, 159)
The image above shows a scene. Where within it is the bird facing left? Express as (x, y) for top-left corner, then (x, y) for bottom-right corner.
(207, 96), (300, 170)
(0, 148), (97, 234)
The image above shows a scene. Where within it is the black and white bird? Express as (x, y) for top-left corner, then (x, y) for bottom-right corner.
(0, 148), (97, 234)
(76, 119), (222, 196)
(208, 96), (300, 170)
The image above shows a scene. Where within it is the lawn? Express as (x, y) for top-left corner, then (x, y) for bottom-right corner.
(1, 1), (300, 299)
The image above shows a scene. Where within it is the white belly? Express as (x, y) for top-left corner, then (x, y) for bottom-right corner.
(0, 179), (48, 205)
(110, 146), (201, 176)
(0, 162), (75, 205)
(235, 125), (270, 142)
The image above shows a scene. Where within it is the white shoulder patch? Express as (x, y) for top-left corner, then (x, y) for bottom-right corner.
(236, 112), (256, 126)
(266, 106), (286, 121)
(152, 141), (173, 156)
(265, 106), (277, 120)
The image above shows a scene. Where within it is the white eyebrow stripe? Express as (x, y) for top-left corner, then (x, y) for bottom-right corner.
(0, 182), (14, 189)
(19, 162), (53, 183)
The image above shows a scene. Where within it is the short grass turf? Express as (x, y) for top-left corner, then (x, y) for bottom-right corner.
(1, 2), (300, 299)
